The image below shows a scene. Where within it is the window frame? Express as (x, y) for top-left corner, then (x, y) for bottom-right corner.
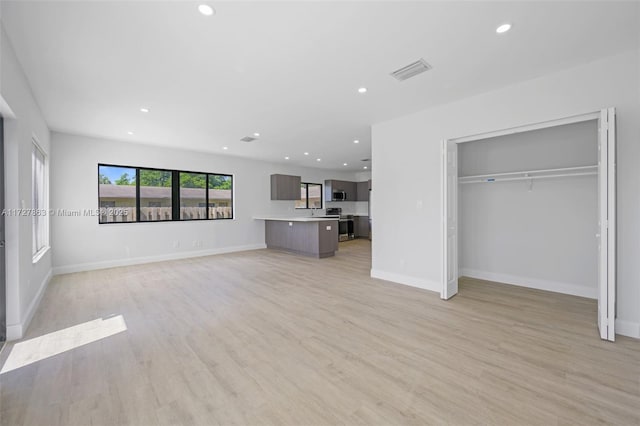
(32, 138), (49, 262)
(295, 182), (323, 209)
(98, 163), (234, 224)
(137, 166), (174, 223)
(178, 171), (207, 222)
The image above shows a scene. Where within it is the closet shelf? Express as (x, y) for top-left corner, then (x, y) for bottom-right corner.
(459, 165), (598, 184)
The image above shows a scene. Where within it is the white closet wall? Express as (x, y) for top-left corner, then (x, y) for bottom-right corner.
(459, 121), (598, 298)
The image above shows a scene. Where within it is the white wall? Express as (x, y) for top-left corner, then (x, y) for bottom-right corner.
(1, 25), (52, 340)
(372, 49), (640, 338)
(459, 121), (598, 298)
(50, 132), (359, 274)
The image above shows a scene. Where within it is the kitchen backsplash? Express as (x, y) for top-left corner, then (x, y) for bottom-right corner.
(326, 201), (369, 216)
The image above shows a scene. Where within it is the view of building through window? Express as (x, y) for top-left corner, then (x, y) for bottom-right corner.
(98, 165), (233, 223)
(295, 183), (322, 209)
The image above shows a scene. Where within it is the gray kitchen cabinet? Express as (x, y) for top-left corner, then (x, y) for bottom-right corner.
(354, 215), (369, 238)
(271, 174), (301, 200)
(264, 219), (338, 258)
(324, 179), (357, 201)
(356, 181), (369, 201)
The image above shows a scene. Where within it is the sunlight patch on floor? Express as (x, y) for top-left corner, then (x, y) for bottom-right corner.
(1, 315), (127, 374)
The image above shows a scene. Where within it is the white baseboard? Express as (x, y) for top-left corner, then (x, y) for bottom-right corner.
(53, 244), (267, 275)
(370, 269), (440, 293)
(461, 268), (597, 299)
(615, 319), (640, 339)
(7, 269), (53, 341)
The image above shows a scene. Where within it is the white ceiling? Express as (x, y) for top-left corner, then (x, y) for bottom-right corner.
(2, 1), (638, 171)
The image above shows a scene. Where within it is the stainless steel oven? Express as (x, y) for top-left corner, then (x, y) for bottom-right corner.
(328, 208), (354, 241)
(338, 215), (354, 242)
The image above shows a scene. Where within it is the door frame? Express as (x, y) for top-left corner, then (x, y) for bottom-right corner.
(441, 109), (616, 341)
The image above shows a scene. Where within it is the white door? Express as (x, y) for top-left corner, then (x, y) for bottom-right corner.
(441, 139), (458, 299)
(597, 108), (616, 341)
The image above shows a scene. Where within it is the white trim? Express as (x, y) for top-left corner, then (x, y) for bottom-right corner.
(371, 269), (440, 293)
(615, 319), (640, 339)
(6, 269), (52, 341)
(53, 243), (267, 275)
(460, 268), (597, 299)
(452, 111), (600, 144)
(0, 94), (16, 119)
(32, 245), (50, 264)
(606, 107), (616, 340)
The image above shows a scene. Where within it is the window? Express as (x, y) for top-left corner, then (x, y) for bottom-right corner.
(139, 169), (172, 221)
(295, 183), (323, 209)
(98, 164), (233, 223)
(180, 172), (206, 220)
(98, 165), (136, 223)
(32, 142), (48, 258)
(208, 174), (233, 219)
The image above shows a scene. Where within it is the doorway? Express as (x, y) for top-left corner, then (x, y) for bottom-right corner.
(441, 109), (616, 341)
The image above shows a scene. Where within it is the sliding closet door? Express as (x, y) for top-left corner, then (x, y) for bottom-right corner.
(441, 139), (458, 299)
(597, 108), (616, 341)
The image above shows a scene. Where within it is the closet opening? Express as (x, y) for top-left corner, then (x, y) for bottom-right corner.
(441, 109), (616, 341)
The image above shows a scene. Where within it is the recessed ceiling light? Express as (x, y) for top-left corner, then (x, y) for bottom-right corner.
(253, 132), (260, 137)
(353, 140), (359, 144)
(343, 163), (348, 166)
(140, 107), (149, 113)
(304, 152), (309, 156)
(198, 4), (215, 16)
(363, 166), (368, 169)
(496, 23), (512, 34)
(358, 87), (367, 94)
(285, 156), (290, 160)
(127, 131), (134, 135)
(223, 146), (228, 150)
(316, 158), (321, 162)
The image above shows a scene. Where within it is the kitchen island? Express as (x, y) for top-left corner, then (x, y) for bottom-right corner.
(254, 217), (339, 258)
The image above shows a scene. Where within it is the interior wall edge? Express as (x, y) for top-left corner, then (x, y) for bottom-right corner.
(460, 268), (597, 300)
(52, 243), (267, 276)
(370, 269), (440, 294)
(615, 319), (640, 339)
(6, 268), (51, 341)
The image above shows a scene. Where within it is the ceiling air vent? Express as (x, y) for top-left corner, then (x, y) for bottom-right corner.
(240, 136), (257, 142)
(390, 59), (432, 82)
(361, 158), (370, 162)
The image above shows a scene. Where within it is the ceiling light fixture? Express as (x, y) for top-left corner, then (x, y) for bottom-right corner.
(127, 131), (134, 135)
(198, 4), (215, 16)
(304, 152), (309, 156)
(358, 87), (367, 94)
(343, 163), (348, 166)
(363, 166), (368, 169)
(253, 132), (260, 137)
(496, 23), (512, 34)
(353, 140), (359, 144)
(285, 156), (290, 160)
(223, 146), (228, 150)
(140, 107), (149, 113)
(316, 158), (321, 162)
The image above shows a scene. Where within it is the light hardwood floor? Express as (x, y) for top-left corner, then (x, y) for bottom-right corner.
(1, 240), (639, 425)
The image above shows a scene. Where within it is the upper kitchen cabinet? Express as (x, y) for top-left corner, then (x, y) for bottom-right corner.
(325, 179), (357, 201)
(356, 181), (369, 201)
(271, 174), (302, 200)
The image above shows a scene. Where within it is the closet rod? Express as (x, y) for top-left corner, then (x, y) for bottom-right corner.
(459, 165), (597, 181)
(460, 171), (597, 184)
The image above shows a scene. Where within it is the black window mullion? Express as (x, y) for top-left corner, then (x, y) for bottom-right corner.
(135, 168), (141, 222)
(172, 170), (180, 221)
(206, 174), (210, 220)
